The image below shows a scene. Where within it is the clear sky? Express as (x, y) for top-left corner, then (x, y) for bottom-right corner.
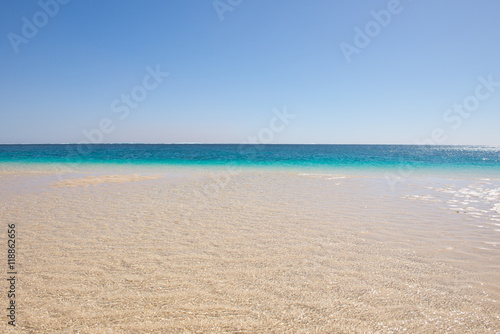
(1, 0), (499, 144)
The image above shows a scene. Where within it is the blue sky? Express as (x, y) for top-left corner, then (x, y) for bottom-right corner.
(1, 0), (499, 144)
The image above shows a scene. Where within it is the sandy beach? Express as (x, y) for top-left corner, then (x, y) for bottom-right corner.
(1, 167), (499, 333)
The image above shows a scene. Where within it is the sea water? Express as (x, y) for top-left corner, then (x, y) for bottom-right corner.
(1, 144), (499, 176)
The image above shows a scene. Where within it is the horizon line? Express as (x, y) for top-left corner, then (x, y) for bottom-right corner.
(0, 143), (498, 146)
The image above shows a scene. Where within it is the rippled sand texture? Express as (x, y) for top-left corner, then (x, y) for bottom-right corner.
(52, 174), (164, 188)
(1, 169), (499, 333)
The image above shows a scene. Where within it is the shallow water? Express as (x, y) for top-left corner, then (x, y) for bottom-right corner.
(1, 166), (499, 333)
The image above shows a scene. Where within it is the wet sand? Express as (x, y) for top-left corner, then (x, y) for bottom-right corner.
(1, 167), (499, 333)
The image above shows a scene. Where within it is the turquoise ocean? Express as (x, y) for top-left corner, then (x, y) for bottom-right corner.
(1, 144), (499, 176)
